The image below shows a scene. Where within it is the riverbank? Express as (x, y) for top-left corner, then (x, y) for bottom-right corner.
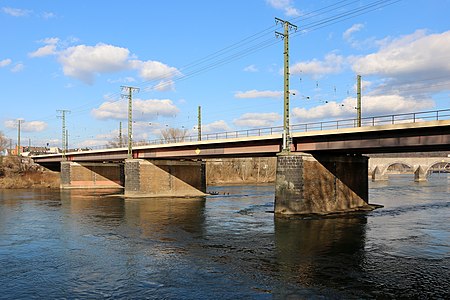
(0, 156), (60, 189)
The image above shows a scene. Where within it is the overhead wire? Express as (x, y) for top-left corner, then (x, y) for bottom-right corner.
(5, 0), (408, 143)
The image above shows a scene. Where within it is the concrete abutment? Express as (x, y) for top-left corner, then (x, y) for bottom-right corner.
(275, 152), (375, 215)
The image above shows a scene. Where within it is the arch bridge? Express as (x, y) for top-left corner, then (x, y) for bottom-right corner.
(369, 155), (450, 181)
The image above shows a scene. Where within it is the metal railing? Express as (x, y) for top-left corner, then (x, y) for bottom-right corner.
(84, 108), (450, 151)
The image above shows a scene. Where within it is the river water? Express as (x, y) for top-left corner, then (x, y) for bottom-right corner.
(0, 174), (449, 299)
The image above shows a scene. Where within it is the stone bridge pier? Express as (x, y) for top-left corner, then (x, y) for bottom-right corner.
(275, 153), (376, 215)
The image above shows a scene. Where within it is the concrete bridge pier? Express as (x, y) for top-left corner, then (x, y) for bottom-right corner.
(124, 159), (206, 198)
(275, 153), (375, 215)
(60, 161), (124, 189)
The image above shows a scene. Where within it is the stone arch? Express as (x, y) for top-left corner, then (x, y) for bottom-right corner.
(385, 162), (414, 174)
(424, 161), (450, 177)
(372, 161), (414, 180)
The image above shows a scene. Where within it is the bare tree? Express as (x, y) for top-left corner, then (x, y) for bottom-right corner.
(106, 135), (129, 149)
(161, 128), (188, 143)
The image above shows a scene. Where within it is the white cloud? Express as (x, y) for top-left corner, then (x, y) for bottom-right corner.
(58, 43), (131, 84)
(153, 80), (175, 92)
(235, 89), (283, 99)
(285, 6), (301, 17)
(350, 30), (450, 100)
(22, 121), (48, 132)
(29, 44), (57, 57)
(42, 37), (59, 45)
(42, 12), (55, 19)
(291, 53), (345, 78)
(4, 120), (47, 132)
(4, 120), (17, 129)
(292, 102), (349, 121)
(352, 30), (450, 78)
(31, 40), (180, 88)
(202, 120), (232, 133)
(292, 94), (434, 122)
(233, 112), (281, 128)
(0, 59), (12, 67)
(29, 37), (59, 57)
(343, 23), (364, 41)
(107, 77), (136, 84)
(11, 63), (24, 72)
(92, 98), (179, 121)
(2, 7), (31, 17)
(130, 59), (180, 81)
(243, 64), (258, 72)
(267, 0), (300, 17)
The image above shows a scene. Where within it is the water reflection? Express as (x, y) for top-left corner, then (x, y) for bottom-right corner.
(59, 189), (206, 243)
(274, 216), (369, 295)
(1, 181), (448, 299)
(124, 197), (206, 240)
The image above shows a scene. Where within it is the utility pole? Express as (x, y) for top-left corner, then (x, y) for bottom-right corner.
(121, 86), (139, 159)
(198, 105), (202, 141)
(119, 121), (123, 147)
(57, 109), (70, 159)
(275, 17), (297, 152)
(356, 74), (362, 127)
(17, 119), (24, 156)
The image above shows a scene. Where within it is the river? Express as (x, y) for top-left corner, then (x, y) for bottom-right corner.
(0, 174), (449, 299)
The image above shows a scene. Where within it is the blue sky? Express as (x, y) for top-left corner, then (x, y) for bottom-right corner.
(1, 0), (449, 148)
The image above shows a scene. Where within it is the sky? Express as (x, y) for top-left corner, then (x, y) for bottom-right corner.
(1, 0), (449, 149)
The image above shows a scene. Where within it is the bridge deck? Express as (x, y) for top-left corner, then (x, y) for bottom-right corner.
(32, 119), (450, 165)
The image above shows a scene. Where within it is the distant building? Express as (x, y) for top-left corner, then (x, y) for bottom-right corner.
(47, 147), (61, 154)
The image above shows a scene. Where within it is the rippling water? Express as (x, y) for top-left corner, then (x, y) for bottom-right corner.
(0, 174), (449, 299)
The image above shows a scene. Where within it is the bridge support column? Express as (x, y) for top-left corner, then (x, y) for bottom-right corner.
(371, 166), (388, 181)
(275, 153), (375, 215)
(60, 161), (124, 189)
(414, 165), (428, 182)
(124, 159), (206, 198)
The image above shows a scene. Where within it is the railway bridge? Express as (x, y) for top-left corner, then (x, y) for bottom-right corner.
(33, 110), (450, 216)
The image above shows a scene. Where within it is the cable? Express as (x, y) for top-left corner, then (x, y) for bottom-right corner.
(8, 0), (407, 145)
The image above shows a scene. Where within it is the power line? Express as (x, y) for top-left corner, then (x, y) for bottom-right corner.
(12, 0), (407, 146)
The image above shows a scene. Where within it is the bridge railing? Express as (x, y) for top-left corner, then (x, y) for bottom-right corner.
(82, 108), (450, 151)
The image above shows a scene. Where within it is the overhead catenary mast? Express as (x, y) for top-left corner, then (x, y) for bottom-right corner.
(57, 110), (70, 159)
(121, 86), (140, 159)
(17, 119), (24, 156)
(198, 106), (202, 141)
(275, 17), (297, 152)
(356, 74), (362, 127)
